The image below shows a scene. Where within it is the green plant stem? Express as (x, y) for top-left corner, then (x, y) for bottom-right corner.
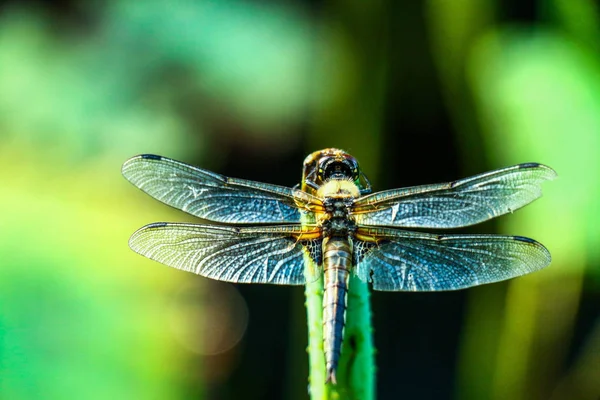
(303, 1), (388, 396)
(305, 276), (327, 399)
(304, 264), (375, 400)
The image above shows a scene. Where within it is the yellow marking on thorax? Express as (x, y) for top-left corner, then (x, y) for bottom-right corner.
(317, 179), (360, 199)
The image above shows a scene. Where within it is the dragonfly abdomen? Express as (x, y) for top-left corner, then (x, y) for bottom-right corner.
(322, 237), (352, 384)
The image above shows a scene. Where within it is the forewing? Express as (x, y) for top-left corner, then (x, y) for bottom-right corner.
(353, 163), (556, 228)
(122, 154), (322, 224)
(129, 223), (323, 285)
(354, 228), (551, 291)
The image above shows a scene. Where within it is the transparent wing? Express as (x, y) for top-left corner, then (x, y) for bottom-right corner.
(129, 223), (323, 285)
(122, 154), (322, 224)
(354, 227), (551, 291)
(352, 163), (556, 228)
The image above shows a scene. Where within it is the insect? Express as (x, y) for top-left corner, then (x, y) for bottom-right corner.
(122, 148), (555, 384)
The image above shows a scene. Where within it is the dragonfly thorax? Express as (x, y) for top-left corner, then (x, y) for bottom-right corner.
(322, 217), (356, 237)
(321, 194), (357, 237)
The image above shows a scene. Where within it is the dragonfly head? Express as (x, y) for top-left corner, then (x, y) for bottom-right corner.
(301, 148), (372, 195)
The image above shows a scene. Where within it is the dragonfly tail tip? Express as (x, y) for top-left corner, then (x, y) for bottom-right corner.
(325, 368), (337, 385)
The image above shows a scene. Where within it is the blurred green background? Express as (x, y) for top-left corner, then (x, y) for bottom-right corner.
(0, 1), (598, 399)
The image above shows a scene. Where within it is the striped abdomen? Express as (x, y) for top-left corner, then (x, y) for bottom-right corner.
(322, 237), (352, 384)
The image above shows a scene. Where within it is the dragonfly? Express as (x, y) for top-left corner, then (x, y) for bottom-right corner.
(122, 148), (555, 384)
